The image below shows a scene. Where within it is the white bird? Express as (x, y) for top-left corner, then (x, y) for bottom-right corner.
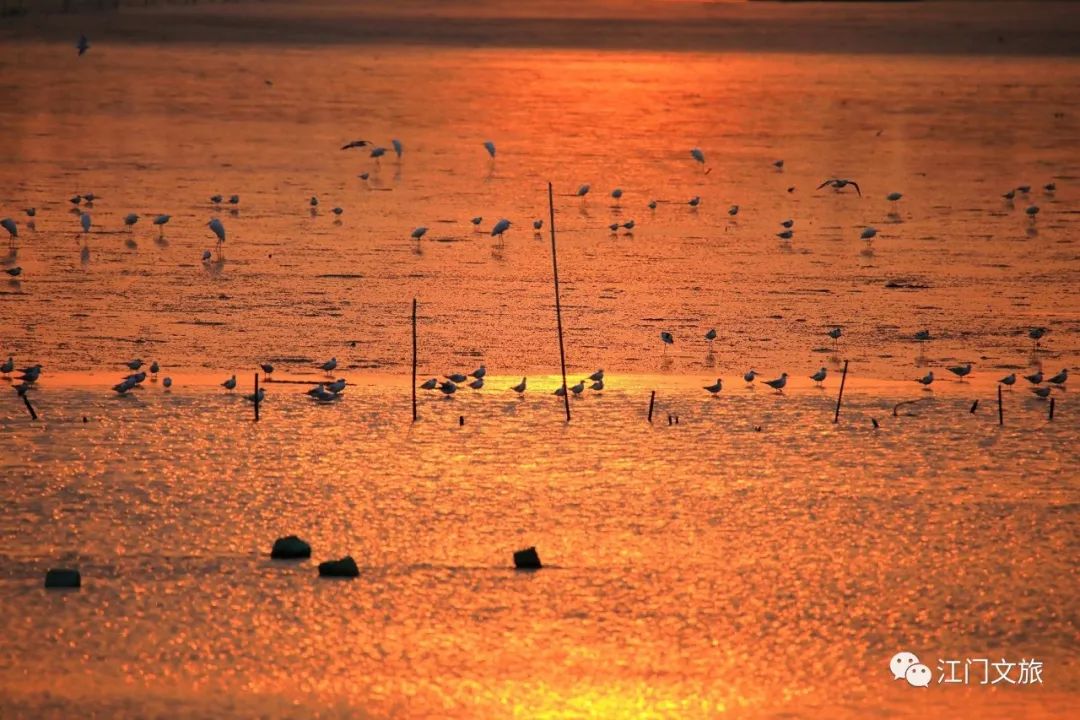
(391, 139), (403, 158)
(780, 219), (794, 228)
(704, 378), (722, 395)
(588, 369), (604, 382)
(126, 358), (143, 370)
(468, 377), (484, 390)
(446, 373), (468, 383)
(439, 381), (457, 396)
(420, 378), (438, 390)
(690, 147), (705, 165)
(999, 373), (1016, 386)
(483, 140), (496, 158)
(0, 357), (13, 374)
(411, 227), (427, 240)
(762, 373), (788, 392)
(491, 218), (511, 238)
(123, 213), (139, 227)
(810, 367), (827, 385)
(1047, 369), (1068, 385)
(320, 357), (337, 373)
(861, 227), (877, 241)
(80, 212), (91, 233)
(917, 371), (935, 387)
(208, 218), (225, 248)
(1032, 386), (1052, 399)
(688, 196), (701, 207)
(576, 184), (590, 198)
(470, 366), (486, 379)
(221, 375), (237, 391)
(533, 219), (543, 230)
(569, 380), (585, 395)
(511, 377), (526, 393)
(728, 205), (739, 217)
(744, 369), (757, 384)
(244, 388), (266, 403)
(948, 363), (972, 380)
(1024, 370), (1043, 384)
(887, 192), (903, 202)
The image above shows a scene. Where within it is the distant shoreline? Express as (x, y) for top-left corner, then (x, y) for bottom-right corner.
(0, 0), (1078, 56)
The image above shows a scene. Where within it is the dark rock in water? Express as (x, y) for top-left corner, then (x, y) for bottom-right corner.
(318, 556), (359, 578)
(271, 535), (311, 559)
(514, 546), (542, 570)
(44, 568), (81, 588)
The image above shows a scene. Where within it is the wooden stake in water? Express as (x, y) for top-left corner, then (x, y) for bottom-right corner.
(1049, 397), (1055, 421)
(22, 393), (37, 421)
(548, 181), (570, 422)
(833, 360), (849, 423)
(412, 298), (418, 423)
(648, 390), (656, 423)
(254, 372), (260, 422)
(998, 384), (1004, 426)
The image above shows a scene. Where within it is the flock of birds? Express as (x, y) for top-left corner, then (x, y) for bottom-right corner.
(1, 36), (1069, 408)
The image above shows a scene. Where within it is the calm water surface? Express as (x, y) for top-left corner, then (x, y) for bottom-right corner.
(0, 7), (1078, 719)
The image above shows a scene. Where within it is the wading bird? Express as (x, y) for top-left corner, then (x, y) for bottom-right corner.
(762, 373), (788, 393)
(817, 178), (862, 196)
(341, 140), (371, 150)
(704, 378), (722, 395)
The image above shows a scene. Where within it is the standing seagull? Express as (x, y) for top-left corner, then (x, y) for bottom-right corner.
(124, 213), (139, 228)
(861, 227), (877, 242)
(999, 373), (1016, 386)
(917, 371), (935, 388)
(260, 363), (274, 376)
(828, 327), (842, 345)
(688, 196), (701, 207)
(810, 367), (827, 386)
(576, 184), (591, 201)
(320, 357), (338, 374)
(660, 331), (674, 352)
(221, 375), (237, 391)
(1029, 327), (1048, 347)
(887, 192), (903, 203)
(1032, 386), (1052, 399)
(705, 328), (717, 344)
(948, 363), (973, 380)
(744, 369), (758, 385)
(153, 214), (171, 238)
(80, 212), (91, 234)
(728, 205), (739, 217)
(511, 377), (526, 394)
(1, 357), (14, 374)
(762, 373), (788, 393)
(704, 378), (722, 395)
(1024, 370), (1043, 385)
(1047, 369), (1068, 385)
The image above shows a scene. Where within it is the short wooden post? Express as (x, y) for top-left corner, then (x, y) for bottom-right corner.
(647, 390), (655, 423)
(997, 384), (1004, 426)
(833, 360), (849, 423)
(254, 372), (260, 422)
